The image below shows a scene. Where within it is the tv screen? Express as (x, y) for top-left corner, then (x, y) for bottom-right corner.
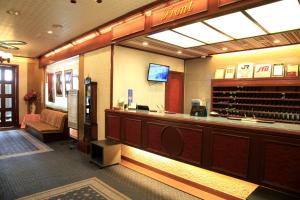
(147, 63), (169, 82)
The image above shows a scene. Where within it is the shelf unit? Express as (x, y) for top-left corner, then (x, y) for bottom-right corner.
(211, 78), (300, 124)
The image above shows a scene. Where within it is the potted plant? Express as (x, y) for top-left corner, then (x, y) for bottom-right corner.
(24, 90), (38, 114)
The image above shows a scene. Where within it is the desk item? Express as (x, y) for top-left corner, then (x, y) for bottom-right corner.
(21, 114), (41, 128)
(165, 111), (176, 114)
(190, 99), (207, 117)
(128, 102), (136, 110)
(149, 110), (157, 112)
(136, 105), (149, 111)
(128, 89), (133, 106)
(90, 140), (121, 168)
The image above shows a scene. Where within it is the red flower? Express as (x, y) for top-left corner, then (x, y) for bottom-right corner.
(24, 90), (38, 103)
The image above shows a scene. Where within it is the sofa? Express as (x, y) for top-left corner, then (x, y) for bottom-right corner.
(25, 109), (69, 142)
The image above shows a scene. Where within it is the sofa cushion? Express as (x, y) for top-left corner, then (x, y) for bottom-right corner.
(26, 121), (60, 133)
(40, 109), (67, 131)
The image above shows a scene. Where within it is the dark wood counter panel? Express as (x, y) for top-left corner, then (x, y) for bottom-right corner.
(105, 109), (300, 195)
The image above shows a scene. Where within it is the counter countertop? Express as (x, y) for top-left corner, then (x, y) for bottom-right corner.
(107, 109), (300, 135)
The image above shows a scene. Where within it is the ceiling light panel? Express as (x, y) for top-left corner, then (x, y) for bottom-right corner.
(246, 0), (300, 33)
(173, 22), (232, 44)
(147, 30), (204, 48)
(204, 12), (266, 39)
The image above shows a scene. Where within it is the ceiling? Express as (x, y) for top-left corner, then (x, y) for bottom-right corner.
(119, 0), (300, 60)
(0, 0), (156, 58)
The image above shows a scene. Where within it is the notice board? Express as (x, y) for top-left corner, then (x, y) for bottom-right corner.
(67, 90), (78, 129)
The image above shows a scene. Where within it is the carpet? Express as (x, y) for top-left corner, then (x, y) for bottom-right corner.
(0, 129), (53, 159)
(17, 177), (131, 200)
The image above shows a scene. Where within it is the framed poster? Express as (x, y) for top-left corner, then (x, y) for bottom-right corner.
(272, 64), (284, 77)
(47, 73), (55, 102)
(224, 66), (235, 79)
(214, 68), (225, 79)
(64, 70), (73, 96)
(254, 64), (272, 78)
(55, 71), (63, 97)
(286, 65), (299, 77)
(237, 63), (254, 79)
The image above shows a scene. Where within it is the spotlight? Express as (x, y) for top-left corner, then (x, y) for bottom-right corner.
(70, 0), (76, 3)
(96, 0), (102, 3)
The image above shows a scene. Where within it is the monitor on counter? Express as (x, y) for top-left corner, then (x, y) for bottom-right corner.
(147, 63), (169, 82)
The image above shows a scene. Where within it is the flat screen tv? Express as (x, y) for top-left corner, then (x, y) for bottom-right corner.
(147, 63), (169, 82)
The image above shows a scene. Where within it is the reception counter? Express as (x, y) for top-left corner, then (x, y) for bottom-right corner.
(105, 109), (300, 194)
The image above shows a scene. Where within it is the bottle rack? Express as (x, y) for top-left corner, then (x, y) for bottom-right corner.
(211, 78), (300, 124)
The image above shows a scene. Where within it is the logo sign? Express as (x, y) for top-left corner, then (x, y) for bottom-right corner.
(254, 64), (271, 78)
(151, 0), (208, 27)
(237, 63), (254, 78)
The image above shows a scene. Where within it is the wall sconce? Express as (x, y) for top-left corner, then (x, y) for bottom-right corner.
(0, 51), (13, 63)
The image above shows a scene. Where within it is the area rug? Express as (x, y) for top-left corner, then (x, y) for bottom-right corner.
(17, 177), (131, 200)
(0, 129), (53, 160)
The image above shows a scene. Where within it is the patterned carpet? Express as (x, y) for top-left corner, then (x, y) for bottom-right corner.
(18, 177), (130, 200)
(0, 130), (53, 159)
(0, 130), (200, 200)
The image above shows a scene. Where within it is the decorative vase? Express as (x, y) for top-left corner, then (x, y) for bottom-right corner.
(30, 102), (36, 114)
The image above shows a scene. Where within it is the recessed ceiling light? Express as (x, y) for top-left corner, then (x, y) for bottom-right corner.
(142, 41), (148, 46)
(6, 9), (20, 16)
(205, 12), (266, 39)
(246, 0), (300, 33)
(273, 39), (280, 44)
(148, 30), (204, 48)
(47, 30), (53, 34)
(173, 22), (232, 44)
(177, 50), (182, 54)
(222, 47), (228, 51)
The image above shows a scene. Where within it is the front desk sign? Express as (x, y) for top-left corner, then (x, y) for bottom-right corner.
(152, 0), (208, 27)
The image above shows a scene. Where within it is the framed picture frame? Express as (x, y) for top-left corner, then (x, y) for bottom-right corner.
(224, 66), (235, 79)
(237, 63), (254, 79)
(47, 73), (55, 102)
(55, 71), (63, 97)
(64, 69), (73, 96)
(271, 64), (284, 77)
(214, 68), (225, 79)
(286, 64), (299, 77)
(254, 64), (272, 78)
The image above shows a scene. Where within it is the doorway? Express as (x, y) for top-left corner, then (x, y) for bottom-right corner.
(0, 64), (18, 127)
(165, 71), (184, 113)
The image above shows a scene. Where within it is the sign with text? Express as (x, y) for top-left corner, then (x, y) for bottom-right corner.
(237, 63), (254, 78)
(151, 0), (208, 27)
(254, 64), (271, 78)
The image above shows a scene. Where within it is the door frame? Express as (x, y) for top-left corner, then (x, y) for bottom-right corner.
(0, 64), (19, 127)
(165, 71), (184, 113)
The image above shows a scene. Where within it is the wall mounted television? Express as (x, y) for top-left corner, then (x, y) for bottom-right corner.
(147, 63), (169, 82)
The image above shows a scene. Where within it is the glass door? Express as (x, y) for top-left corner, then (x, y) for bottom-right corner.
(0, 65), (18, 127)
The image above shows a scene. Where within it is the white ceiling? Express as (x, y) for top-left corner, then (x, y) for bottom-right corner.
(0, 0), (156, 58)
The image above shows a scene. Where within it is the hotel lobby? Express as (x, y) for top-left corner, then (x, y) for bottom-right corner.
(0, 0), (299, 199)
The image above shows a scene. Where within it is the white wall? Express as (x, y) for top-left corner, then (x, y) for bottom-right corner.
(113, 46), (184, 110)
(45, 56), (79, 111)
(84, 46), (111, 140)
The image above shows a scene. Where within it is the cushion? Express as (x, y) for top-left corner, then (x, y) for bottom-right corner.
(40, 109), (67, 131)
(26, 121), (60, 133)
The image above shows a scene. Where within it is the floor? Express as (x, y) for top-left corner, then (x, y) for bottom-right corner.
(0, 132), (200, 200)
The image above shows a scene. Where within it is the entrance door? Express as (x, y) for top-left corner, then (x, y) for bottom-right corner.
(0, 65), (18, 127)
(165, 71), (184, 113)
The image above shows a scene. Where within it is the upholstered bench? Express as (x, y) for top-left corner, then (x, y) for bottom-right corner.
(25, 109), (69, 142)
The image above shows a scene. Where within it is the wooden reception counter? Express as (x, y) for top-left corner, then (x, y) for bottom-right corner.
(105, 109), (300, 194)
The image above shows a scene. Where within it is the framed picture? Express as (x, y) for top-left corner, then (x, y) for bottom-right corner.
(47, 73), (55, 102)
(272, 64), (284, 77)
(237, 63), (254, 79)
(64, 70), (73, 96)
(214, 68), (225, 79)
(286, 65), (299, 77)
(55, 71), (63, 97)
(224, 66), (235, 79)
(254, 64), (271, 78)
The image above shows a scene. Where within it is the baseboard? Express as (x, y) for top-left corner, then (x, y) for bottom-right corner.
(121, 156), (241, 200)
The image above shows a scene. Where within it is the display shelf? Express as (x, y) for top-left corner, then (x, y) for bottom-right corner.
(211, 78), (300, 124)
